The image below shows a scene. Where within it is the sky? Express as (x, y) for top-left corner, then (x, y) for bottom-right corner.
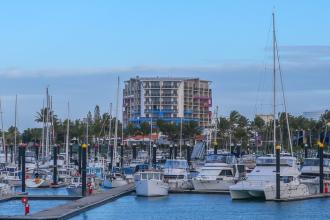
(0, 0), (329, 129)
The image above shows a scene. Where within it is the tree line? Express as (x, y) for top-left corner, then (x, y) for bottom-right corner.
(0, 105), (329, 154)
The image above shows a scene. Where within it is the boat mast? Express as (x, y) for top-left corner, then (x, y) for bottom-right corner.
(45, 88), (50, 157)
(108, 102), (112, 158)
(14, 94), (17, 164)
(113, 77), (119, 167)
(272, 12), (277, 155)
(0, 97), (5, 153)
(41, 100), (45, 159)
(65, 102), (70, 165)
(214, 106), (219, 147)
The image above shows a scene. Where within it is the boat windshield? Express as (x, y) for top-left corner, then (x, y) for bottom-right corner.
(256, 157), (295, 166)
(141, 172), (162, 180)
(164, 160), (188, 169)
(304, 159), (330, 167)
(206, 154), (236, 164)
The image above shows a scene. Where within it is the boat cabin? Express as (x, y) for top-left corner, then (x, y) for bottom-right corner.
(135, 171), (164, 181)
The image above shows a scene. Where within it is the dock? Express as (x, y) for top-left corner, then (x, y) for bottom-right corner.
(0, 183), (135, 220)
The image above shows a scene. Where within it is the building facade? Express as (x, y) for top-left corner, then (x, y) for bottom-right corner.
(123, 76), (212, 129)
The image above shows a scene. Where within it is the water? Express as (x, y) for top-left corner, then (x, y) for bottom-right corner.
(0, 199), (69, 216)
(15, 187), (70, 195)
(71, 194), (330, 220)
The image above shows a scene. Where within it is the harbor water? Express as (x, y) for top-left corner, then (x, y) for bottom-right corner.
(71, 194), (330, 220)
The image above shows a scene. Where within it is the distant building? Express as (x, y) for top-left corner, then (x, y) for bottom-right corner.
(256, 114), (274, 124)
(303, 111), (324, 120)
(123, 76), (212, 128)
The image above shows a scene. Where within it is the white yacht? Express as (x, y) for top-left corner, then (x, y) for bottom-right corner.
(135, 171), (169, 196)
(163, 159), (192, 190)
(230, 155), (310, 200)
(192, 154), (244, 191)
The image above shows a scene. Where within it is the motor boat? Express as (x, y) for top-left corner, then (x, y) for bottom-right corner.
(26, 169), (52, 188)
(2, 166), (21, 186)
(163, 159), (192, 190)
(299, 158), (330, 194)
(135, 171), (169, 196)
(66, 176), (98, 195)
(192, 153), (245, 191)
(230, 155), (310, 200)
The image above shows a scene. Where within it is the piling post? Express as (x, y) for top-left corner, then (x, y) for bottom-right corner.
(152, 144), (157, 168)
(275, 144), (281, 199)
(169, 144), (173, 159)
(35, 142), (39, 162)
(319, 141), (324, 193)
(132, 143), (137, 160)
(10, 145), (13, 163)
(21, 144), (26, 193)
(304, 144), (308, 158)
(94, 144), (97, 159)
(186, 144), (191, 166)
(18, 145), (22, 170)
(78, 144), (82, 174)
(120, 144), (124, 168)
(53, 145), (58, 185)
(213, 141), (218, 155)
(174, 144), (178, 159)
(81, 143), (87, 197)
(5, 144), (7, 163)
(109, 144), (113, 171)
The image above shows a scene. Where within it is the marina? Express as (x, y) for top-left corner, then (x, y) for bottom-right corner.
(0, 1), (329, 219)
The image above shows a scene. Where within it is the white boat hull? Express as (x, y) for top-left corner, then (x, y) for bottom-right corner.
(167, 179), (192, 190)
(135, 179), (169, 196)
(26, 178), (46, 188)
(112, 179), (128, 188)
(230, 180), (310, 200)
(7, 179), (21, 187)
(192, 179), (234, 191)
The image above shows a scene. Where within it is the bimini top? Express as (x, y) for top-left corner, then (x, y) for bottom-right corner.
(164, 159), (188, 169)
(256, 156), (297, 167)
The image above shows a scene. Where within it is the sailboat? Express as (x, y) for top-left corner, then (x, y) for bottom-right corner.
(229, 12), (310, 200)
(108, 77), (129, 188)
